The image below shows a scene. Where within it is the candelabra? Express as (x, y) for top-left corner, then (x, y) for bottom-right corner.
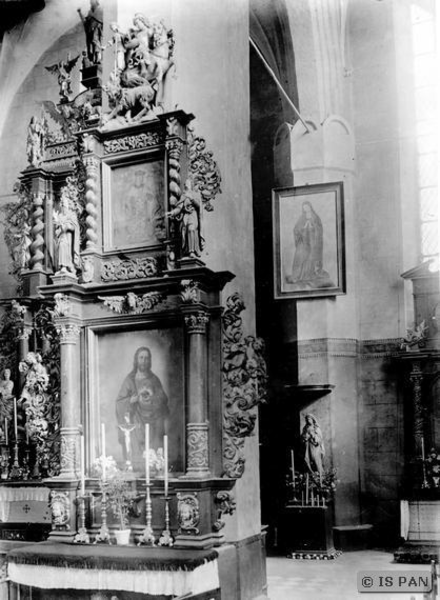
(158, 496), (173, 547)
(9, 441), (22, 479)
(74, 493), (91, 543)
(138, 481), (155, 545)
(94, 484), (111, 544)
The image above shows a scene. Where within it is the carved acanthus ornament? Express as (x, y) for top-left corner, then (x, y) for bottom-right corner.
(1, 181), (34, 282)
(99, 292), (163, 314)
(185, 312), (209, 335)
(50, 490), (71, 530)
(56, 324), (81, 344)
(222, 293), (267, 478)
(180, 280), (200, 304)
(103, 132), (163, 154)
(60, 428), (78, 475)
(177, 492), (200, 535)
(187, 423), (209, 471)
(101, 257), (158, 281)
(187, 125), (222, 212)
(213, 491), (236, 532)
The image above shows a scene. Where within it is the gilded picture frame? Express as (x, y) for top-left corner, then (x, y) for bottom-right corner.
(272, 182), (346, 299)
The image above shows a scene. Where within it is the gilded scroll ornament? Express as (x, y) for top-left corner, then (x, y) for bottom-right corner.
(99, 292), (163, 314)
(213, 491), (236, 531)
(187, 125), (222, 212)
(101, 257), (158, 281)
(222, 293), (267, 478)
(180, 280), (200, 304)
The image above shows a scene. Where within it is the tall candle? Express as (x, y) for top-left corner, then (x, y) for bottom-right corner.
(164, 434), (168, 497)
(4, 418), (8, 445)
(80, 427), (85, 496)
(13, 398), (17, 440)
(421, 437), (425, 462)
(145, 424), (150, 485)
(291, 449), (295, 490)
(305, 473), (309, 505)
(101, 423), (106, 481)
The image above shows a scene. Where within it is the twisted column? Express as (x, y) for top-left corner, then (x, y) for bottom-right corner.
(84, 156), (99, 250)
(184, 311), (210, 477)
(165, 139), (183, 209)
(30, 193), (45, 271)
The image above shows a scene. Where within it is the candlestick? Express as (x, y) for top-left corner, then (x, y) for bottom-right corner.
(101, 423), (106, 481)
(291, 449), (295, 490)
(164, 434), (168, 497)
(145, 424), (150, 485)
(80, 427), (85, 496)
(4, 418), (8, 445)
(13, 398), (17, 440)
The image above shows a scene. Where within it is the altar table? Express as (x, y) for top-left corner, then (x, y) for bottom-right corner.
(7, 542), (220, 599)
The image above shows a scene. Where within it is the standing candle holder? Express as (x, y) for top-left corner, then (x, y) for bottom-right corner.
(94, 485), (111, 544)
(74, 493), (91, 544)
(9, 441), (22, 479)
(138, 481), (155, 545)
(158, 496), (173, 547)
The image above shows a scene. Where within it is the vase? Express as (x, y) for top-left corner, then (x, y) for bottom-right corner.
(114, 528), (131, 545)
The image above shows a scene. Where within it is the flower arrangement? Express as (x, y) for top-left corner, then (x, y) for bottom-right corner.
(92, 456), (136, 530)
(286, 468), (338, 505)
(425, 448), (440, 488)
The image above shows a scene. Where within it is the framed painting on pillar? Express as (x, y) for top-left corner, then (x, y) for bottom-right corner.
(272, 181), (346, 299)
(86, 322), (185, 475)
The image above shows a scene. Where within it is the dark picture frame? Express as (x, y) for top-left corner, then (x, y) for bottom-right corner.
(273, 182), (346, 299)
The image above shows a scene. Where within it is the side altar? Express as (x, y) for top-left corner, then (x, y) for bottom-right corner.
(0, 6), (267, 598)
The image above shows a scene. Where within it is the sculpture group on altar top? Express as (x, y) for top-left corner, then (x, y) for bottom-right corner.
(103, 14), (175, 126)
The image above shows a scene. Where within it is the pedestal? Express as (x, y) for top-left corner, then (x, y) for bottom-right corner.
(278, 505), (338, 559)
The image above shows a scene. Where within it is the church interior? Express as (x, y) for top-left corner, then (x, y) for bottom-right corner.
(0, 0), (438, 598)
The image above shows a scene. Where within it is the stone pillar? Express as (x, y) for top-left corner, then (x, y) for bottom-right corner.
(55, 320), (82, 479)
(184, 311), (210, 478)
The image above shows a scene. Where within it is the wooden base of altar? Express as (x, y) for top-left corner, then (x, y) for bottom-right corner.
(395, 500), (440, 564)
(277, 505), (336, 558)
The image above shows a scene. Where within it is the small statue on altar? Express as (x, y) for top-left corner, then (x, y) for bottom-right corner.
(78, 0), (103, 66)
(0, 369), (14, 439)
(301, 413), (325, 477)
(26, 116), (45, 167)
(54, 192), (80, 276)
(118, 413), (137, 469)
(167, 178), (204, 258)
(45, 53), (80, 103)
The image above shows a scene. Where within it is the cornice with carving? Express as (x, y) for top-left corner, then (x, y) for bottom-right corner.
(103, 132), (163, 155)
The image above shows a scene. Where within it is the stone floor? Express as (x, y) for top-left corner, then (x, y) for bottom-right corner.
(267, 550), (438, 600)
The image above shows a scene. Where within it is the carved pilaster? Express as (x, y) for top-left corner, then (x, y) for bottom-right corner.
(84, 155), (99, 250)
(56, 323), (81, 344)
(184, 312), (209, 335)
(410, 360), (425, 454)
(186, 423), (209, 477)
(59, 426), (79, 479)
(30, 193), (45, 271)
(165, 138), (184, 209)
